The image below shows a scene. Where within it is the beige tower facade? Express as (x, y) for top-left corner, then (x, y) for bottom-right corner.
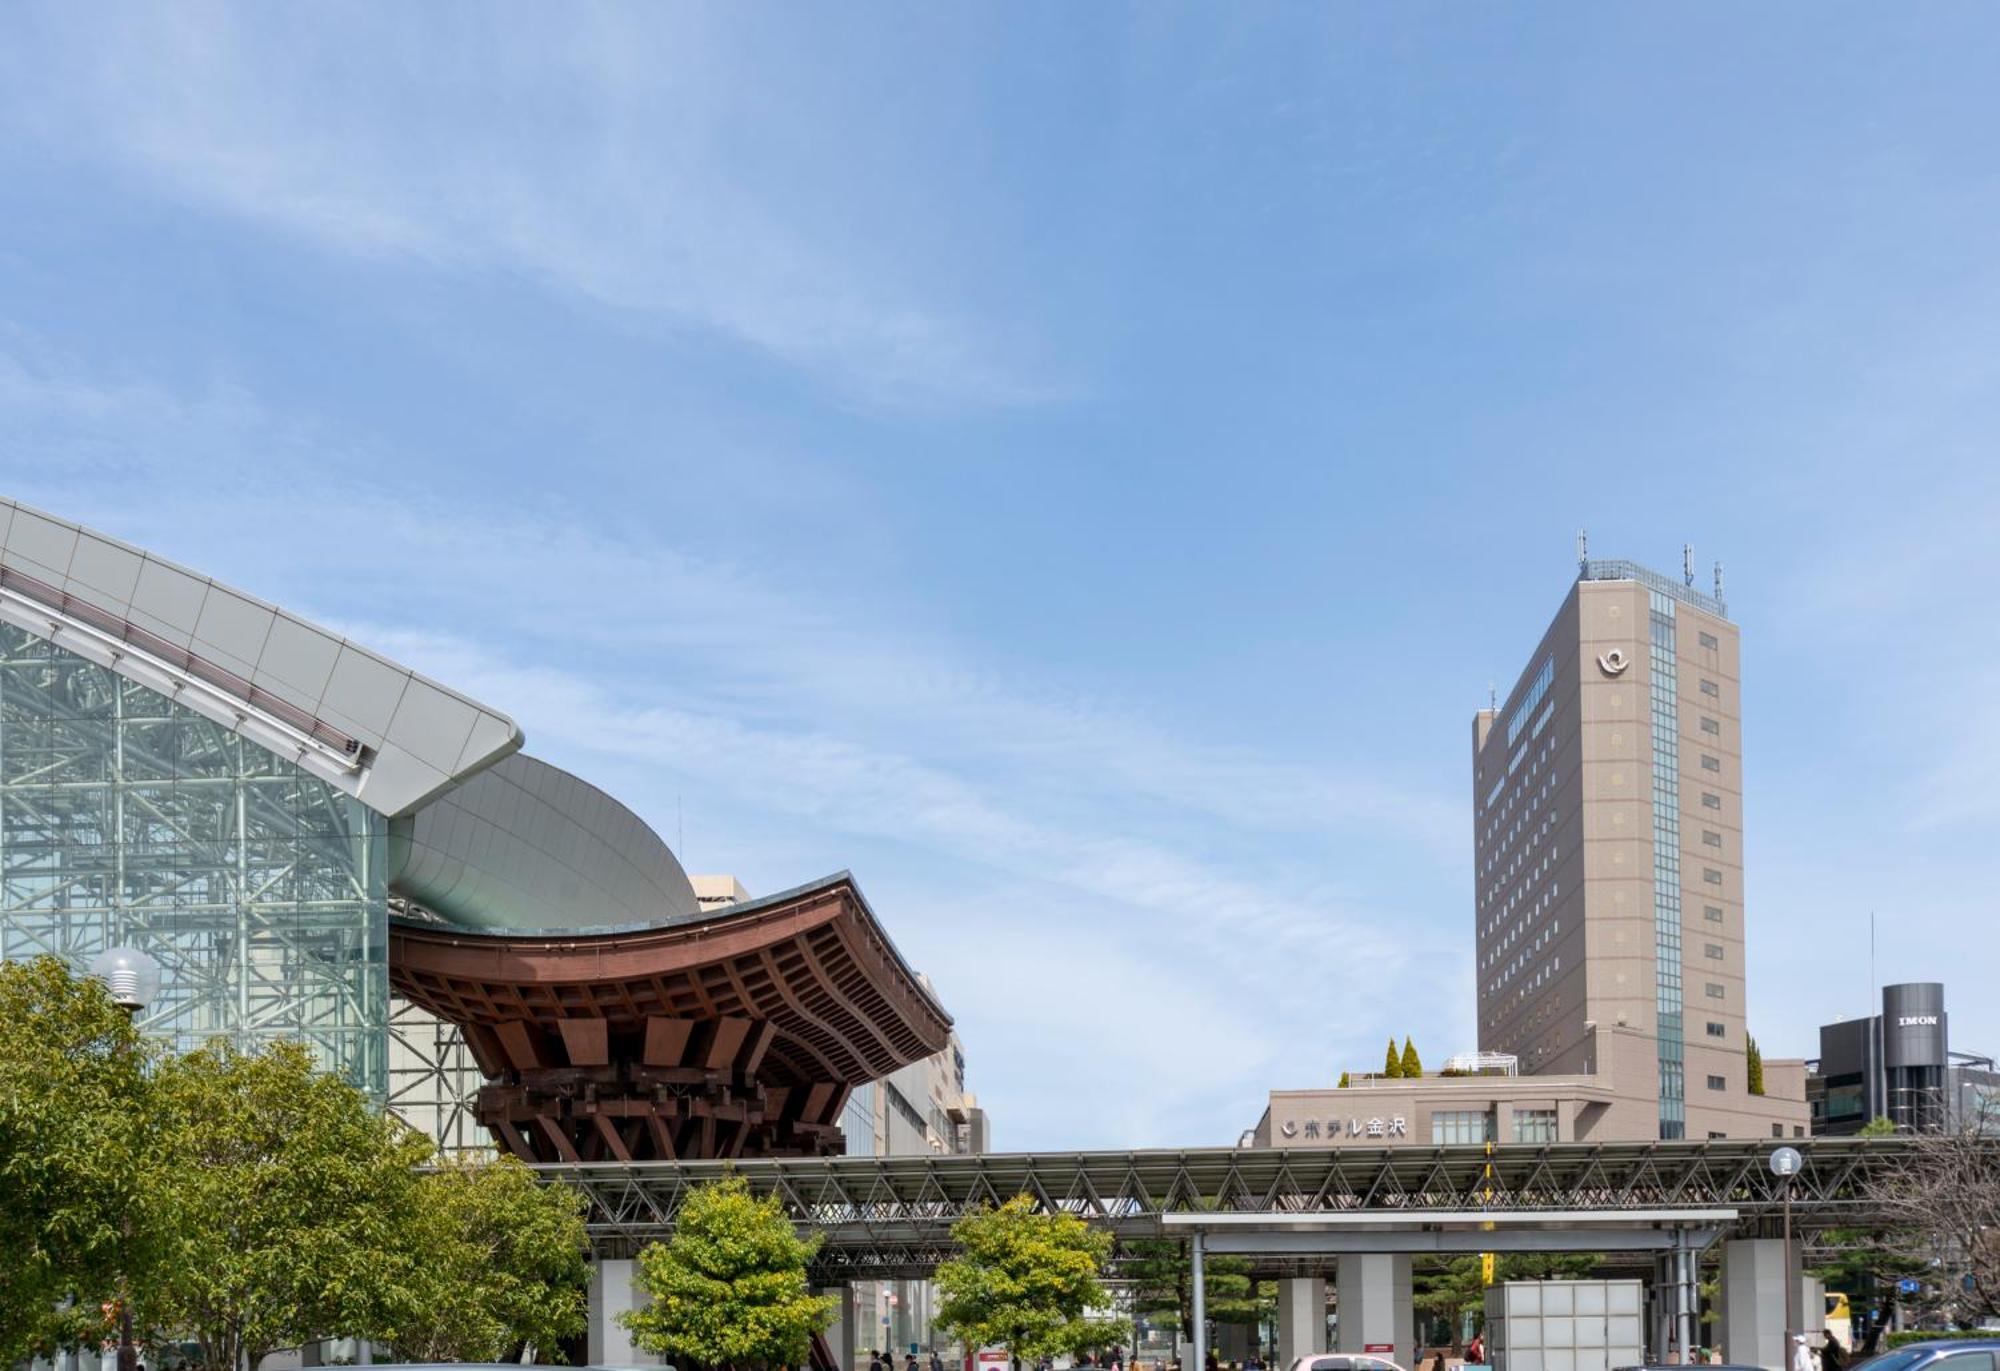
(1471, 558), (1804, 1141)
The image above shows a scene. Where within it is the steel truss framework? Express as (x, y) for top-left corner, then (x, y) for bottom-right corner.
(539, 1136), (1964, 1277)
(0, 623), (389, 1094)
(386, 994), (492, 1158)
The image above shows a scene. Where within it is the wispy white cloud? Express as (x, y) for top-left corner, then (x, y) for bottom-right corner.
(0, 5), (1058, 409)
(0, 334), (1448, 1144)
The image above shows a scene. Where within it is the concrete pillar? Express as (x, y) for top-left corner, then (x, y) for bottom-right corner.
(1720, 1239), (1801, 1371)
(1336, 1254), (1413, 1362)
(1277, 1277), (1329, 1364)
(819, 1286), (858, 1371)
(588, 1257), (659, 1366)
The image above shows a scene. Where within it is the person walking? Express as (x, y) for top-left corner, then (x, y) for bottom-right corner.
(1821, 1339), (1846, 1371)
(1790, 1334), (1815, 1371)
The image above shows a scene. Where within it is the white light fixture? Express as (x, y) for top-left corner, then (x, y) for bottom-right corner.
(88, 946), (163, 1012)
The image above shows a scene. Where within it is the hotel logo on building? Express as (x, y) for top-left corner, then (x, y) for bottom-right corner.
(1280, 1116), (1409, 1141)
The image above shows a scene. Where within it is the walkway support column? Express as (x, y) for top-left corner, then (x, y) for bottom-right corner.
(818, 1286), (857, 1371)
(1677, 1242), (1697, 1358)
(1192, 1231), (1208, 1371)
(1336, 1254), (1413, 1361)
(588, 1257), (653, 1366)
(1277, 1277), (1328, 1364)
(1720, 1239), (1796, 1371)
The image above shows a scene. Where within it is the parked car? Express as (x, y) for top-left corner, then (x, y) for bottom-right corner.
(1287, 1356), (1405, 1371)
(1614, 1364), (1765, 1371)
(1852, 1340), (2000, 1371)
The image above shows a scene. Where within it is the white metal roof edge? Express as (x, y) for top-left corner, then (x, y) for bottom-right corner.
(1162, 1208), (1739, 1228)
(0, 496), (523, 816)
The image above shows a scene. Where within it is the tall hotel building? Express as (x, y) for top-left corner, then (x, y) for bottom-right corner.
(1469, 556), (1804, 1140)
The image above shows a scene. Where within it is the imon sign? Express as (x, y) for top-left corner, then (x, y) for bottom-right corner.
(1279, 1116), (1409, 1141)
(1898, 1016), (1940, 1027)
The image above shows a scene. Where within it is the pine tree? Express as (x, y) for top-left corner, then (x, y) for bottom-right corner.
(1384, 1037), (1403, 1078)
(1400, 1037), (1422, 1079)
(1746, 1034), (1765, 1096)
(1337, 1071), (1351, 1089)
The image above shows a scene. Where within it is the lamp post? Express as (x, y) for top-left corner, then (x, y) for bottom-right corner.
(1768, 1146), (1804, 1365)
(88, 947), (161, 1371)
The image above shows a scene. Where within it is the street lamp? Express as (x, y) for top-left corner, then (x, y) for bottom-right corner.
(89, 946), (161, 1371)
(1769, 1146), (1804, 1365)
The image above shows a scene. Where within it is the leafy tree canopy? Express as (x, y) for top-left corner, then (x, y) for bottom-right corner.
(387, 1157), (590, 1364)
(1400, 1038), (1422, 1079)
(624, 1174), (833, 1371)
(935, 1196), (1115, 1362)
(1383, 1038), (1403, 1079)
(138, 1040), (433, 1371)
(1336, 1072), (1351, 1090)
(1746, 1035), (1765, 1096)
(0, 956), (150, 1367)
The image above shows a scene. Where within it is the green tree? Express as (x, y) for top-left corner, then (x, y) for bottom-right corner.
(623, 1174), (833, 1370)
(1400, 1038), (1423, 1079)
(1336, 1072), (1351, 1089)
(386, 1157), (591, 1363)
(1746, 1035), (1765, 1096)
(1858, 1116), (1898, 1137)
(935, 1196), (1115, 1366)
(1383, 1038), (1403, 1078)
(139, 1040), (432, 1371)
(0, 957), (151, 1367)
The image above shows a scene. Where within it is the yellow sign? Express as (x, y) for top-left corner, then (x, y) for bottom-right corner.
(1481, 1253), (1496, 1286)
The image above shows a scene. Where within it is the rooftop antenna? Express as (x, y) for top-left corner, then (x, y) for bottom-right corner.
(1577, 528), (1588, 570)
(1713, 561), (1725, 603)
(1683, 544), (1695, 587)
(1489, 680), (1497, 712)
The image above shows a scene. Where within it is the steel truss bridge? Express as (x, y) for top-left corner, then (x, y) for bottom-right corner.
(538, 1136), (1938, 1278)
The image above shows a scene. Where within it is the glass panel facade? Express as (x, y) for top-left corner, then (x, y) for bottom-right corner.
(842, 1081), (879, 1156)
(0, 623), (388, 1096)
(1648, 592), (1685, 1139)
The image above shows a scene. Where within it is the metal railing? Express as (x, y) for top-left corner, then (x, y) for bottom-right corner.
(1579, 559), (1728, 619)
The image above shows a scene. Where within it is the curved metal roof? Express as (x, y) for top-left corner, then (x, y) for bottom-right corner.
(0, 496), (522, 816)
(389, 751), (701, 931)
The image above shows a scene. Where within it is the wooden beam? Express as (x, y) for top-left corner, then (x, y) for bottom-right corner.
(556, 1017), (610, 1067)
(493, 1020), (549, 1070)
(643, 1016), (695, 1067)
(705, 1016), (754, 1070)
(593, 1113), (634, 1163)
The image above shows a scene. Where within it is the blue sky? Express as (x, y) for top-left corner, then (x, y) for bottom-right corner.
(4, 5), (2000, 1150)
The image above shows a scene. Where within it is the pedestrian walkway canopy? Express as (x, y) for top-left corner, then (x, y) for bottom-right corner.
(537, 1134), (1940, 1274)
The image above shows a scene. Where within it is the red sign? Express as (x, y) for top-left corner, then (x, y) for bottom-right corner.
(1365, 1346), (1395, 1355)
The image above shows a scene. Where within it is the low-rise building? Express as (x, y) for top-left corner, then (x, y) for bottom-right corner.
(1250, 1038), (1808, 1148)
(1808, 982), (2000, 1135)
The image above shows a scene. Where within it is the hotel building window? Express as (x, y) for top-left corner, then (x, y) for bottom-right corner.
(1707, 1075), (1727, 1091)
(1698, 631), (1719, 650)
(1702, 829), (1722, 847)
(1431, 1110), (1495, 1145)
(1703, 867), (1723, 885)
(1705, 982), (1726, 999)
(1701, 754), (1721, 772)
(1700, 716), (1720, 735)
(1706, 1021), (1726, 1038)
(1704, 943), (1725, 960)
(1702, 792), (1722, 809)
(1513, 1108), (1558, 1143)
(1699, 679), (1720, 698)
(1704, 905), (1724, 923)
